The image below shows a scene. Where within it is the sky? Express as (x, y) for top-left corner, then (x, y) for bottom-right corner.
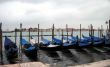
(0, 0), (110, 31)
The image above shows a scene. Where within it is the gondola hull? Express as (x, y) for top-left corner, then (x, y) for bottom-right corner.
(92, 41), (105, 47)
(5, 48), (18, 59)
(104, 37), (110, 47)
(39, 46), (62, 51)
(22, 47), (37, 57)
(105, 39), (110, 46)
(82, 36), (105, 47)
(4, 37), (18, 59)
(39, 45), (79, 51)
(79, 43), (92, 48)
(105, 44), (110, 47)
(39, 38), (63, 51)
(21, 38), (38, 58)
(62, 42), (79, 49)
(39, 41), (79, 51)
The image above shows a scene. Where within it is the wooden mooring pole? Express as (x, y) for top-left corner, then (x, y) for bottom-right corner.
(71, 28), (73, 36)
(101, 25), (103, 37)
(109, 20), (110, 32)
(99, 28), (101, 38)
(66, 24), (68, 42)
(80, 24), (81, 40)
(0, 23), (3, 64)
(98, 28), (100, 38)
(29, 28), (30, 42)
(41, 29), (43, 40)
(37, 24), (40, 60)
(61, 29), (63, 43)
(19, 23), (22, 62)
(90, 24), (94, 44)
(105, 21), (109, 34)
(52, 24), (54, 42)
(92, 25), (94, 37)
(38, 24), (39, 44)
(90, 24), (93, 36)
(15, 28), (17, 44)
(88, 26), (90, 36)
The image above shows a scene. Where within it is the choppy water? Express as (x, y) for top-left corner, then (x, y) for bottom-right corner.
(1, 31), (110, 67)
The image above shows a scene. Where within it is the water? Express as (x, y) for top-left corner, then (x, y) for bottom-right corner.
(1, 31), (110, 67)
(2, 30), (106, 45)
(1, 47), (110, 67)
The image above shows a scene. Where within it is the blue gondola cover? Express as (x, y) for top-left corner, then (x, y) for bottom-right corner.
(4, 36), (18, 58)
(42, 38), (50, 45)
(52, 37), (62, 45)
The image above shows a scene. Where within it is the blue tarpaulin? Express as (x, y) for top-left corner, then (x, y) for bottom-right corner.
(20, 38), (29, 45)
(52, 37), (62, 45)
(42, 38), (50, 45)
(4, 36), (14, 46)
(21, 38), (37, 51)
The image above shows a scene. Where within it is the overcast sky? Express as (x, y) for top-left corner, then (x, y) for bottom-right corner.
(0, 0), (110, 30)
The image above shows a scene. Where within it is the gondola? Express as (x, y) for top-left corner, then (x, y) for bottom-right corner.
(69, 36), (91, 48)
(78, 38), (91, 48)
(52, 37), (78, 49)
(4, 36), (18, 59)
(53, 34), (94, 49)
(37, 23), (62, 51)
(82, 35), (104, 47)
(39, 37), (62, 51)
(21, 38), (37, 57)
(63, 36), (78, 48)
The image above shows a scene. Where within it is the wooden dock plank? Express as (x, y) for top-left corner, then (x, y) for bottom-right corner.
(20, 62), (47, 67)
(1, 60), (110, 67)
(0, 64), (20, 67)
(69, 59), (110, 67)
(0, 62), (48, 67)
